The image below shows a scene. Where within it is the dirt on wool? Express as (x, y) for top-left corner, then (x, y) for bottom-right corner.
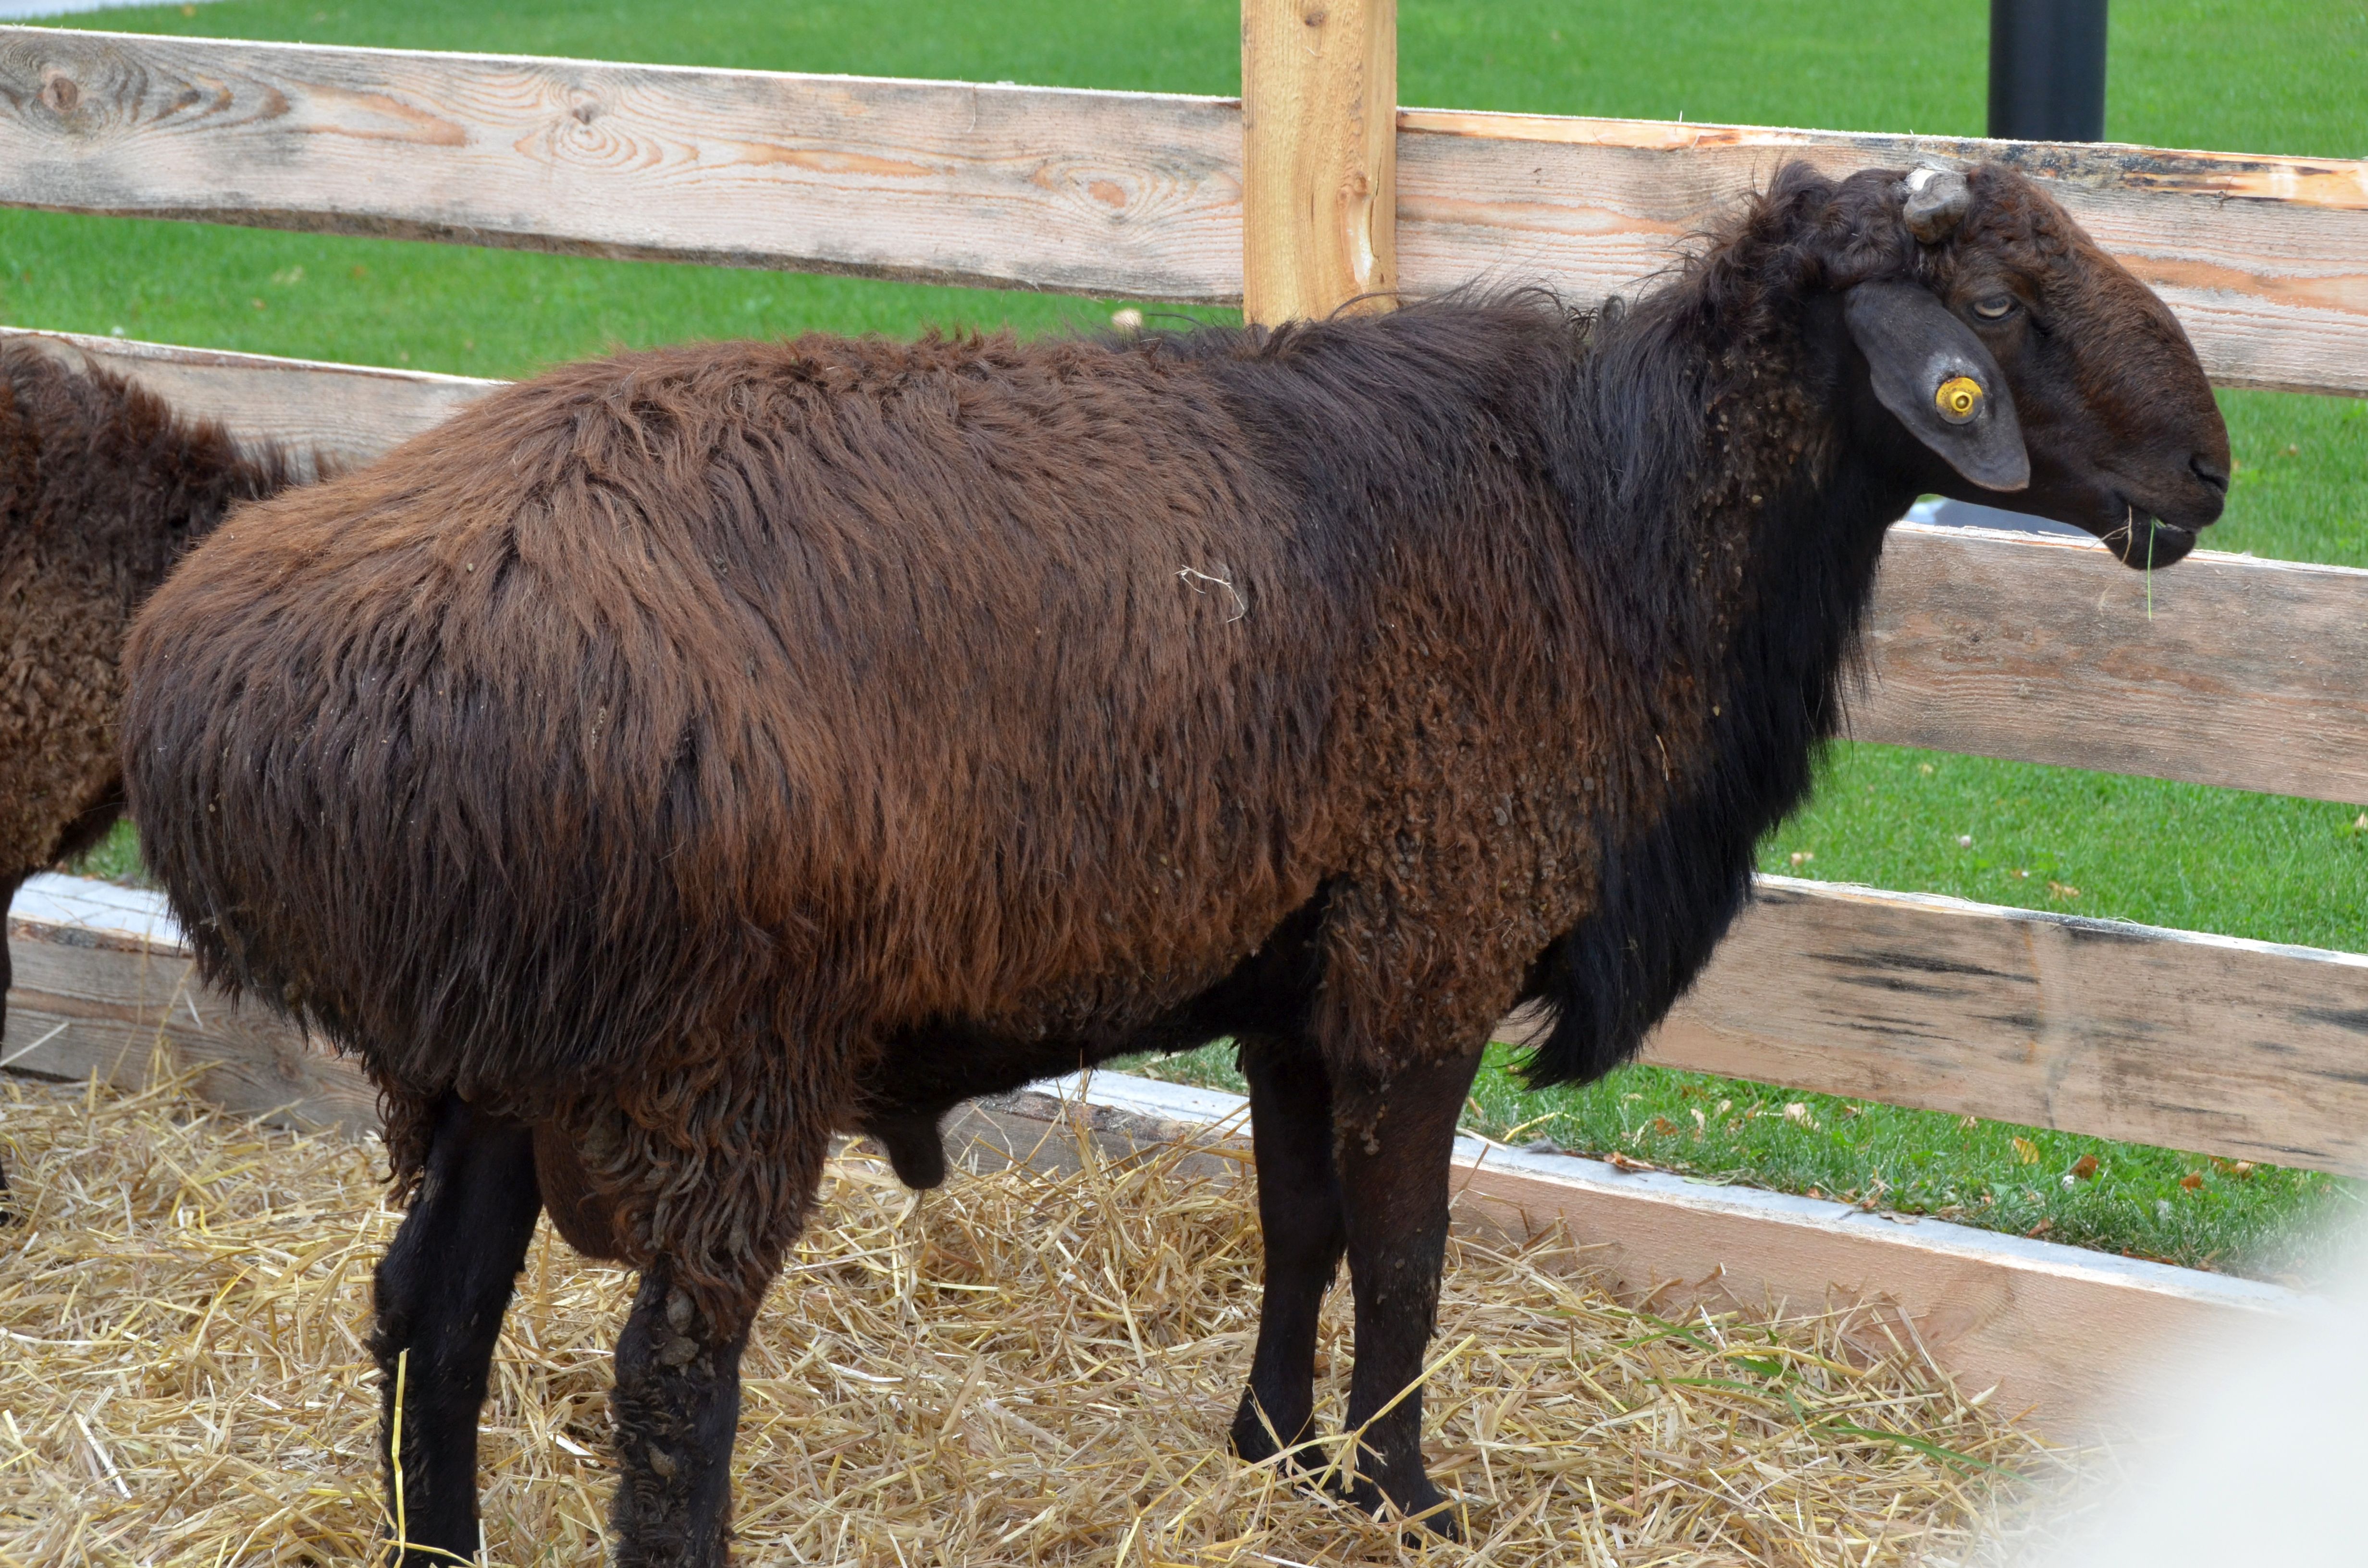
(0, 1072), (2067, 1565)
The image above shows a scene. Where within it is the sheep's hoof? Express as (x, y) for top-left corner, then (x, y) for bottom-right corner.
(1341, 1474), (1463, 1544)
(1228, 1398), (1316, 1470)
(1231, 1405), (1460, 1541)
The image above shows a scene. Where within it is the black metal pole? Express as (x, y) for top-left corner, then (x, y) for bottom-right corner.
(1988, 0), (2109, 142)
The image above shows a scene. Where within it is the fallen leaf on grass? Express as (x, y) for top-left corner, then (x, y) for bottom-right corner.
(2011, 1137), (2040, 1165)
(2180, 1172), (2205, 1191)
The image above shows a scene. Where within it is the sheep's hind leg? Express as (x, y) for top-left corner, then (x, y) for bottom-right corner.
(1229, 1033), (1346, 1474)
(604, 1060), (837, 1568)
(370, 1094), (543, 1567)
(609, 1261), (756, 1568)
(1333, 1043), (1487, 1540)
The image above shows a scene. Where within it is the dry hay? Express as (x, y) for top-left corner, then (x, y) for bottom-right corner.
(0, 1071), (2065, 1566)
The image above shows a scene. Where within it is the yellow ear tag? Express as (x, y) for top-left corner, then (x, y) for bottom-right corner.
(1935, 375), (1984, 424)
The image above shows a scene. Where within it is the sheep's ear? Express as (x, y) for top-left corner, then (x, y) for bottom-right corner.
(1844, 281), (2029, 491)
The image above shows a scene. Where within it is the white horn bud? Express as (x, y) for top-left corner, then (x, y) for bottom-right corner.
(1902, 164), (1971, 244)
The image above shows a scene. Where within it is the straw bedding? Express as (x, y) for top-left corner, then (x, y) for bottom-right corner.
(0, 1072), (2059, 1565)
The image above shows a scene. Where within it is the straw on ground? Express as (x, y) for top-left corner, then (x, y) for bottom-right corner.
(0, 1074), (2064, 1564)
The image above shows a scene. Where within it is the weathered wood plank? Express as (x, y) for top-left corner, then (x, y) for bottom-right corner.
(1496, 874), (2368, 1178)
(0, 27), (1244, 298)
(1448, 1140), (2315, 1437)
(0, 325), (493, 472)
(1, 30), (2364, 394)
(4, 915), (374, 1133)
(1857, 523), (2368, 805)
(1241, 0), (1395, 323)
(1397, 110), (2368, 396)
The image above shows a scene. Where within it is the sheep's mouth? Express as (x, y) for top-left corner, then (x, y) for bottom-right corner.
(2092, 497), (2199, 570)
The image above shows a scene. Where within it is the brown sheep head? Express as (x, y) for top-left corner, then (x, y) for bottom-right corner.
(1831, 160), (2230, 568)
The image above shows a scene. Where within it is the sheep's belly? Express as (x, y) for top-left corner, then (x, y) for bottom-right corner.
(859, 887), (1330, 1108)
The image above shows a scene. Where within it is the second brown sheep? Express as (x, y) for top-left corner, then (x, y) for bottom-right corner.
(0, 341), (295, 1218)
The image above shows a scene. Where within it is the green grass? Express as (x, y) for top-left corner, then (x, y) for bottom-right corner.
(16, 0), (2367, 1277)
(1130, 1041), (2359, 1282)
(2216, 390), (2368, 568)
(1760, 747), (2368, 952)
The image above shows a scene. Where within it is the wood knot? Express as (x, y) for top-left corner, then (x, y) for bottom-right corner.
(572, 99), (601, 125)
(40, 72), (79, 114)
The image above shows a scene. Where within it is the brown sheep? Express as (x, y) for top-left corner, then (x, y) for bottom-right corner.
(0, 343), (293, 1219)
(119, 161), (2227, 1564)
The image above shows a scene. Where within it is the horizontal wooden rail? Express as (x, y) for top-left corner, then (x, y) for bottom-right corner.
(5, 878), (375, 1133)
(13, 323), (2367, 806)
(1859, 524), (2368, 803)
(0, 328), (493, 475)
(1395, 110), (2368, 398)
(1, 29), (2365, 394)
(15, 861), (2368, 1175)
(1587, 875), (2368, 1177)
(0, 28), (1245, 297)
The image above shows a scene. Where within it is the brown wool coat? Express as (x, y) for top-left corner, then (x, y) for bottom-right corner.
(123, 317), (1633, 1294)
(0, 344), (292, 888)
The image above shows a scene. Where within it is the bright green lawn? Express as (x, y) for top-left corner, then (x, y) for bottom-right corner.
(1130, 1040), (2355, 1281)
(23, 0), (2368, 1277)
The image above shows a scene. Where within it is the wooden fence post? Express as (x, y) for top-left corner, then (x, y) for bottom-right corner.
(1240, 0), (1397, 325)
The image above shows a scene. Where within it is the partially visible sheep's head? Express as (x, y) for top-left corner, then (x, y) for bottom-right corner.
(1826, 161), (2229, 568)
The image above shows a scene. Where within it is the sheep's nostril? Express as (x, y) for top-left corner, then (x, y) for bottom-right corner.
(2190, 454), (2230, 494)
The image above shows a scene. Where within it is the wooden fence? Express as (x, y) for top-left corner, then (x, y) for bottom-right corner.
(2, 11), (2365, 1422)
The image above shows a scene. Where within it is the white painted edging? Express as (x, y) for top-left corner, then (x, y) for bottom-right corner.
(1043, 1067), (2324, 1435)
(12, 871), (181, 948)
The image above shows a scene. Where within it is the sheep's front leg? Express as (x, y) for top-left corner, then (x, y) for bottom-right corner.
(1334, 1044), (1486, 1539)
(371, 1094), (543, 1566)
(610, 1262), (754, 1568)
(1230, 1033), (1346, 1469)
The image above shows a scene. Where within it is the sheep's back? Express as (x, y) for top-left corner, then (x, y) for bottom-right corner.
(121, 332), (1345, 1103)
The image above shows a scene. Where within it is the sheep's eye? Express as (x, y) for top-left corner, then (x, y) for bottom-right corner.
(1972, 295), (2017, 321)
